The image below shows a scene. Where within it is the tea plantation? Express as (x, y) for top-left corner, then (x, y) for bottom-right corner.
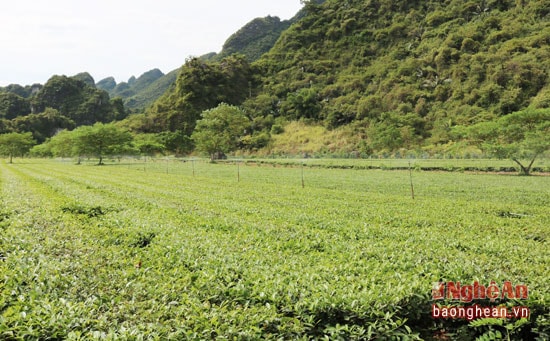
(0, 159), (548, 339)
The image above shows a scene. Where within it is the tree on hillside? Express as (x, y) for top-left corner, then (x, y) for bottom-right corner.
(12, 107), (75, 143)
(281, 88), (322, 120)
(32, 75), (114, 126)
(72, 123), (134, 165)
(0, 132), (36, 163)
(465, 108), (550, 175)
(147, 55), (254, 135)
(0, 92), (31, 119)
(191, 103), (250, 160)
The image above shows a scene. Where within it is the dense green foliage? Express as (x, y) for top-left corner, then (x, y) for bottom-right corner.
(32, 75), (120, 126)
(0, 83), (42, 98)
(0, 132), (35, 163)
(461, 108), (550, 174)
(72, 123), (133, 164)
(37, 123), (134, 164)
(0, 160), (548, 338)
(192, 103), (250, 159)
(145, 55), (255, 135)
(132, 133), (166, 158)
(0, 93), (31, 120)
(11, 108), (75, 143)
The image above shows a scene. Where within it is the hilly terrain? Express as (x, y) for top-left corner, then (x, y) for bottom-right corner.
(1, 0), (549, 158)
(96, 69), (179, 111)
(0, 10), (300, 147)
(146, 0), (549, 156)
(255, 0), (549, 154)
(1, 2), (549, 339)
(105, 13), (300, 111)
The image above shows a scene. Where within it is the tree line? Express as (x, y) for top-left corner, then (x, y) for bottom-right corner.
(1, 105), (548, 175)
(0, 102), (255, 165)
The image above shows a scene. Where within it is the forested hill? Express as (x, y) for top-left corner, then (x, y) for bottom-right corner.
(202, 3), (315, 63)
(251, 0), (549, 149)
(204, 16), (293, 62)
(0, 74), (126, 143)
(143, 0), (549, 155)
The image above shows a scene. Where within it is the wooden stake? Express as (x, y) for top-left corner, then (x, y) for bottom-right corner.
(301, 163), (305, 188)
(409, 161), (415, 199)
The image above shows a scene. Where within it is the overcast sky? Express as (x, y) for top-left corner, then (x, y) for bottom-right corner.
(0, 0), (303, 86)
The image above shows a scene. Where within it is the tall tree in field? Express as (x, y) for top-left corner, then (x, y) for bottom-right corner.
(133, 133), (166, 160)
(73, 123), (134, 165)
(466, 108), (550, 175)
(47, 129), (78, 158)
(0, 132), (36, 163)
(192, 103), (250, 160)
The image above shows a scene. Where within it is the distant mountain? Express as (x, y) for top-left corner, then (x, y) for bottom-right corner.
(71, 72), (96, 87)
(206, 16), (292, 62)
(202, 4), (316, 63)
(96, 77), (116, 92)
(0, 83), (42, 98)
(103, 12), (301, 112)
(97, 68), (177, 111)
(124, 69), (179, 110)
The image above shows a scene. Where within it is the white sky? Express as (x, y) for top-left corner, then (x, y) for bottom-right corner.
(0, 0), (303, 86)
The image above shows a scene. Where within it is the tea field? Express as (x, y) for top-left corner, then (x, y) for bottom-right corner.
(0, 159), (548, 339)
